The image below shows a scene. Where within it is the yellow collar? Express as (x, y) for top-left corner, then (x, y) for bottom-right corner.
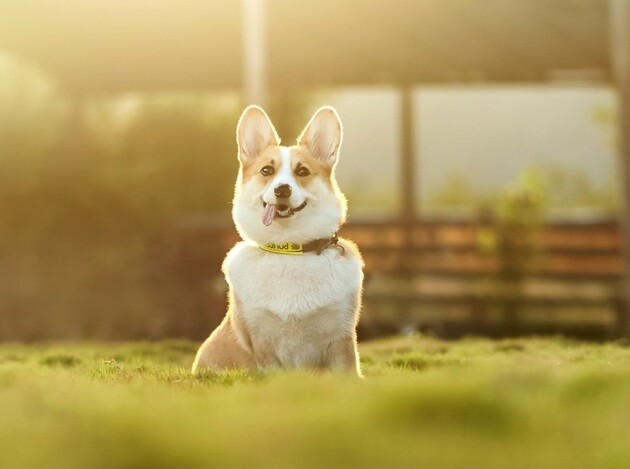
(257, 234), (342, 256)
(258, 242), (304, 255)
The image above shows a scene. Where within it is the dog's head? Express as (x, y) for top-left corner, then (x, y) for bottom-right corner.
(232, 105), (347, 245)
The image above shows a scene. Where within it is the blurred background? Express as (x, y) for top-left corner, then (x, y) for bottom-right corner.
(1, 0), (629, 341)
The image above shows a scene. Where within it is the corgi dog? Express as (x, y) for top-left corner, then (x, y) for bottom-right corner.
(192, 105), (364, 376)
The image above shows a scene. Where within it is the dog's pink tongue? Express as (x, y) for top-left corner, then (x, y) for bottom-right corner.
(262, 204), (276, 226)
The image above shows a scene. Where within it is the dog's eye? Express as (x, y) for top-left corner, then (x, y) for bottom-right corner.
(260, 165), (274, 176)
(295, 166), (311, 177)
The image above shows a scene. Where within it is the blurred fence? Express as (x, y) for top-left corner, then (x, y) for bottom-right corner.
(176, 217), (625, 340)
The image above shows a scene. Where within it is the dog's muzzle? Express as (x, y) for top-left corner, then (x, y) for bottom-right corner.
(263, 200), (307, 218)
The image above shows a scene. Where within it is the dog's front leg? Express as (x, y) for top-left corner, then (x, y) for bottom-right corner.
(327, 334), (362, 377)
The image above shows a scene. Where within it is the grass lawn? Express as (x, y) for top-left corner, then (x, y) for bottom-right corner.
(1, 336), (630, 469)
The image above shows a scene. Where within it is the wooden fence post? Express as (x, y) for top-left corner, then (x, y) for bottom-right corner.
(399, 86), (417, 331)
(611, 0), (630, 336)
(242, 0), (267, 106)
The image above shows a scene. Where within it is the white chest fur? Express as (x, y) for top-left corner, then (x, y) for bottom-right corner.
(223, 241), (363, 320)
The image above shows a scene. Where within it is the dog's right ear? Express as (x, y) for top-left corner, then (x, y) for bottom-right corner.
(297, 106), (342, 168)
(236, 105), (280, 162)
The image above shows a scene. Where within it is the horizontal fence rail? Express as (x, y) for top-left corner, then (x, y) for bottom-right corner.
(174, 217), (626, 338)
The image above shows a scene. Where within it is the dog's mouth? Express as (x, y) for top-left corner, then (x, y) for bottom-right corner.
(262, 201), (307, 226)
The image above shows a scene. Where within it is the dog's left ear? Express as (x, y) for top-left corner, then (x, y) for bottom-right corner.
(297, 106), (343, 167)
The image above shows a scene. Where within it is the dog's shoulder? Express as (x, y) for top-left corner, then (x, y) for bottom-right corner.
(221, 241), (257, 274)
(336, 237), (364, 266)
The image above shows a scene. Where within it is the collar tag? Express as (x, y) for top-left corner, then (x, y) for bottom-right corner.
(259, 242), (304, 255)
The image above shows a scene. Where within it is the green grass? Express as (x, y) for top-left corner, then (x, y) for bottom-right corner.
(2, 336), (630, 469)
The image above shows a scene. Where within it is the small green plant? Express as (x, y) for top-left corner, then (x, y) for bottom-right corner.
(477, 170), (547, 327)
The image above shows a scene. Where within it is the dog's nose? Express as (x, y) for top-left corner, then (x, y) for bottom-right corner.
(274, 184), (292, 198)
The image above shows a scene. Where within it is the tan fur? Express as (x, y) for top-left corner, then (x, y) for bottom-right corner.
(192, 312), (254, 370)
(241, 146), (333, 191)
